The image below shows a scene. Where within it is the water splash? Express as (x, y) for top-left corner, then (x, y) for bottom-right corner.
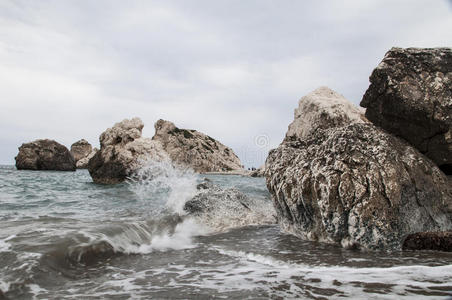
(127, 159), (198, 214)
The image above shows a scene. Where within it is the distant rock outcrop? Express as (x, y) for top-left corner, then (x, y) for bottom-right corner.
(88, 118), (166, 184)
(250, 165), (265, 177)
(70, 139), (92, 162)
(361, 47), (452, 175)
(265, 87), (452, 250)
(76, 148), (98, 169)
(152, 119), (242, 173)
(15, 139), (76, 171)
(70, 139), (98, 169)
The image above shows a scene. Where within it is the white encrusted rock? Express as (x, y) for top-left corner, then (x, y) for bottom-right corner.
(286, 86), (366, 141)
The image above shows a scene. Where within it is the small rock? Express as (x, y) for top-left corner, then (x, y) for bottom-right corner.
(70, 139), (92, 162)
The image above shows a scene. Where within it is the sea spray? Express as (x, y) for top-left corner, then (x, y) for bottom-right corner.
(127, 159), (198, 214)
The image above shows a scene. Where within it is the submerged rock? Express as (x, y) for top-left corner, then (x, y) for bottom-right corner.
(152, 119), (243, 173)
(403, 231), (452, 252)
(88, 118), (167, 184)
(184, 180), (275, 230)
(361, 47), (452, 174)
(15, 139), (76, 171)
(70, 139), (92, 162)
(265, 87), (452, 250)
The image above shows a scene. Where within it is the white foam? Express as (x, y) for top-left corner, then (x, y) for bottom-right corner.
(0, 234), (15, 252)
(128, 159), (198, 214)
(147, 218), (208, 251)
(208, 247), (452, 298)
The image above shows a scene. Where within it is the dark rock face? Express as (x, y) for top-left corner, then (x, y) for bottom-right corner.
(266, 123), (452, 250)
(70, 139), (92, 162)
(403, 231), (452, 252)
(15, 139), (76, 171)
(361, 47), (452, 174)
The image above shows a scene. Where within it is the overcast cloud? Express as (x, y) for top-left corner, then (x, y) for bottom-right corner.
(0, 0), (451, 167)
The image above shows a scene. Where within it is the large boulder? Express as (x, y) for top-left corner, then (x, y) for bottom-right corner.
(88, 118), (166, 184)
(15, 139), (76, 171)
(152, 119), (242, 172)
(286, 86), (367, 140)
(265, 87), (452, 250)
(70, 139), (92, 162)
(361, 47), (452, 175)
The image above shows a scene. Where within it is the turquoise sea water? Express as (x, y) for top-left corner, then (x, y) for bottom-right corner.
(0, 164), (451, 299)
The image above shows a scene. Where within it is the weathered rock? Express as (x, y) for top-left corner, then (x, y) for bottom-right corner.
(15, 139), (76, 171)
(184, 180), (275, 230)
(76, 148), (98, 169)
(153, 119), (242, 173)
(267, 123), (452, 250)
(361, 47), (452, 174)
(70, 139), (92, 162)
(266, 87), (452, 250)
(403, 231), (452, 252)
(88, 118), (166, 184)
(286, 86), (367, 141)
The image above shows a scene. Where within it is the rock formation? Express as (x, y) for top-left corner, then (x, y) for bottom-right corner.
(152, 119), (242, 172)
(184, 179), (276, 230)
(15, 139), (76, 171)
(70, 139), (98, 169)
(76, 148), (98, 169)
(88, 118), (166, 184)
(286, 86), (367, 141)
(265, 87), (452, 250)
(70, 139), (92, 162)
(361, 47), (452, 175)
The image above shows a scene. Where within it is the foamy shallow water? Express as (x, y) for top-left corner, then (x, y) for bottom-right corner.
(0, 165), (451, 299)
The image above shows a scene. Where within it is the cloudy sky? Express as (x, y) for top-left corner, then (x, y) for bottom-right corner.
(1, 0), (451, 167)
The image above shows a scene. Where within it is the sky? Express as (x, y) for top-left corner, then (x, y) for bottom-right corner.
(0, 0), (451, 167)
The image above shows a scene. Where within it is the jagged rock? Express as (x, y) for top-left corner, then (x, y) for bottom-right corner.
(286, 86), (367, 141)
(88, 118), (166, 184)
(265, 87), (452, 250)
(403, 231), (452, 252)
(361, 47), (452, 175)
(184, 180), (276, 230)
(15, 139), (76, 171)
(70, 139), (92, 163)
(76, 148), (98, 169)
(153, 119), (242, 172)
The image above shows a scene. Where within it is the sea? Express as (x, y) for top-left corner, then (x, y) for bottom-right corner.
(0, 163), (451, 299)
